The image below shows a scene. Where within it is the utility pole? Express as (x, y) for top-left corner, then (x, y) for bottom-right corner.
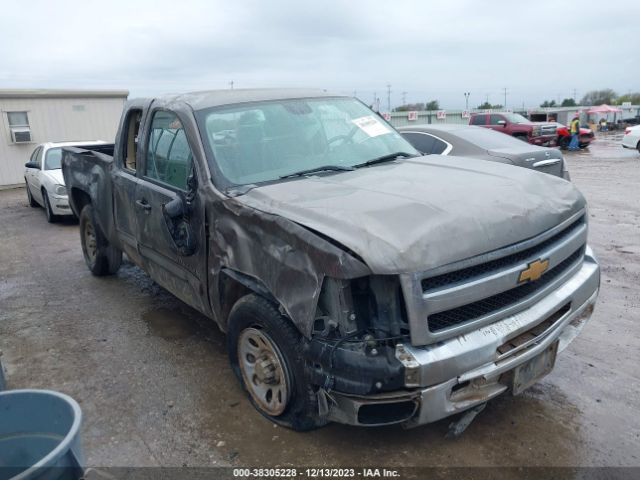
(401, 91), (407, 106)
(485, 93), (489, 106)
(503, 87), (508, 109)
(464, 92), (470, 110)
(386, 84), (392, 112)
(572, 88), (577, 102)
(229, 80), (234, 90)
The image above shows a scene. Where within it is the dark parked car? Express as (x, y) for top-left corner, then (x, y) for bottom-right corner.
(398, 124), (570, 179)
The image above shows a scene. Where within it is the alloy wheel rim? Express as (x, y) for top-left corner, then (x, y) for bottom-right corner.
(84, 221), (97, 263)
(238, 327), (290, 416)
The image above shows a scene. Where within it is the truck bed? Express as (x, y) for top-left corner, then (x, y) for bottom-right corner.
(61, 144), (118, 242)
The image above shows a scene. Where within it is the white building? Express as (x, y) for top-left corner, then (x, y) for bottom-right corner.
(0, 89), (128, 187)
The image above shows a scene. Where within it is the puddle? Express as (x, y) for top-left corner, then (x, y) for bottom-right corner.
(191, 376), (586, 467)
(142, 307), (201, 340)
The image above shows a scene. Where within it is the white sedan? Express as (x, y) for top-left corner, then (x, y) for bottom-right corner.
(24, 141), (108, 222)
(622, 125), (640, 153)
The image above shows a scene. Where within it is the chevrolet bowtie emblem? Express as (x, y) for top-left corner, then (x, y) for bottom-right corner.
(519, 259), (549, 283)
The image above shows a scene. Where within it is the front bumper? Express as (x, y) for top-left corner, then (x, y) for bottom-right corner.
(51, 194), (73, 216)
(531, 135), (557, 147)
(325, 248), (599, 427)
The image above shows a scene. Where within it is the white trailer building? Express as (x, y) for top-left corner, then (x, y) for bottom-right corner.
(0, 89), (128, 187)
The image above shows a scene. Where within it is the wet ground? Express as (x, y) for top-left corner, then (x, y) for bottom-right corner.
(0, 132), (639, 468)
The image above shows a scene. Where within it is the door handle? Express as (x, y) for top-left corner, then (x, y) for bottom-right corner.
(532, 159), (561, 168)
(135, 199), (152, 211)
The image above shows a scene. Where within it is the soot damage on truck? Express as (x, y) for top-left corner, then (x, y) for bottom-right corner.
(62, 89), (600, 431)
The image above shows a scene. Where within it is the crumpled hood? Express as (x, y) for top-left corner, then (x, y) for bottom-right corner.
(238, 156), (585, 274)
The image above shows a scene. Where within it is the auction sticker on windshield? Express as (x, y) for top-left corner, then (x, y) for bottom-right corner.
(352, 115), (392, 137)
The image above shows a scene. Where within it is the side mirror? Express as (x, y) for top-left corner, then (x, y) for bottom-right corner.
(25, 161), (38, 169)
(497, 120), (507, 126)
(163, 196), (185, 219)
(162, 195), (196, 256)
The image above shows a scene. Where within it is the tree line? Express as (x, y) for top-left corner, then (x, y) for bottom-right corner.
(391, 89), (639, 112)
(540, 89), (640, 108)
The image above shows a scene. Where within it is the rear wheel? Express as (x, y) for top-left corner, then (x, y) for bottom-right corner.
(42, 189), (58, 223)
(79, 204), (122, 276)
(25, 181), (38, 207)
(227, 294), (324, 431)
(514, 135), (529, 143)
(637, 141), (640, 154)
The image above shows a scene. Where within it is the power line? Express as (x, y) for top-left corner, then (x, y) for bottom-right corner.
(386, 84), (391, 112)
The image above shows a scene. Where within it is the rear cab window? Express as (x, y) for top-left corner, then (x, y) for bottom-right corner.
(121, 109), (143, 173)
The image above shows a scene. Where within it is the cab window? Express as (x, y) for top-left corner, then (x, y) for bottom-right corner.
(490, 114), (506, 125)
(122, 109), (142, 172)
(470, 115), (486, 126)
(145, 111), (194, 190)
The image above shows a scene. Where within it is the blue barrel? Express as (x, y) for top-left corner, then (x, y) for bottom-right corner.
(0, 390), (83, 480)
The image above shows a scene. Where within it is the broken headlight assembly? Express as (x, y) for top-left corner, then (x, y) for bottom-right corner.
(306, 276), (410, 395)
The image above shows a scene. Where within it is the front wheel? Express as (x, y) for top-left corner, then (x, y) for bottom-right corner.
(227, 294), (324, 431)
(79, 204), (122, 276)
(558, 136), (570, 150)
(43, 190), (58, 223)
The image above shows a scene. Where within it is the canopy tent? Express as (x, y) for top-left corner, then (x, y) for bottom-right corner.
(586, 104), (623, 129)
(586, 104), (622, 114)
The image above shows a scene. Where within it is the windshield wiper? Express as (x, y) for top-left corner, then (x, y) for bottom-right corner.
(353, 152), (417, 169)
(280, 165), (354, 179)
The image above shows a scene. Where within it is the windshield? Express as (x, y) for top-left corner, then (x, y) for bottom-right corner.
(197, 97), (418, 187)
(44, 148), (62, 170)
(503, 113), (531, 124)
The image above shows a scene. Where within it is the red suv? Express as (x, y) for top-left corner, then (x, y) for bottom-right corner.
(470, 112), (558, 146)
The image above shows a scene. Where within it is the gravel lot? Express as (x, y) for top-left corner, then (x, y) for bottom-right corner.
(1, 133), (638, 469)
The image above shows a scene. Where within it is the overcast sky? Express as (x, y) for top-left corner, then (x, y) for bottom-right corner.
(1, 0), (637, 109)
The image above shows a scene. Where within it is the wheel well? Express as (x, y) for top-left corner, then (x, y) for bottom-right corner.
(219, 269), (277, 330)
(70, 188), (91, 217)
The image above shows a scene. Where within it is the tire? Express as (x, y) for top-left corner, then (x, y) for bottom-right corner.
(25, 181), (38, 207)
(42, 189), (58, 223)
(514, 135), (529, 143)
(79, 204), (122, 276)
(227, 294), (324, 431)
(637, 141), (640, 154)
(558, 136), (570, 150)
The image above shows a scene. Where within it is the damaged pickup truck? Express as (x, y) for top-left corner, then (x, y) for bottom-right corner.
(62, 89), (600, 431)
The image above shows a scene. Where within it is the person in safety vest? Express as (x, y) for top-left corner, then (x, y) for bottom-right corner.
(569, 113), (581, 151)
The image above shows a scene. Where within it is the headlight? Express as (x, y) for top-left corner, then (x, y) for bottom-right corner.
(54, 185), (67, 196)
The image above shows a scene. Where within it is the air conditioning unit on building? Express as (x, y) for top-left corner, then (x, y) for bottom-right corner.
(10, 128), (32, 143)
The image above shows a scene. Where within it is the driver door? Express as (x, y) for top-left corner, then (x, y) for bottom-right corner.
(135, 109), (208, 313)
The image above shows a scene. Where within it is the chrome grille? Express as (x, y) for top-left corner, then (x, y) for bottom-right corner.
(400, 210), (588, 345)
(421, 215), (584, 292)
(428, 247), (584, 332)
